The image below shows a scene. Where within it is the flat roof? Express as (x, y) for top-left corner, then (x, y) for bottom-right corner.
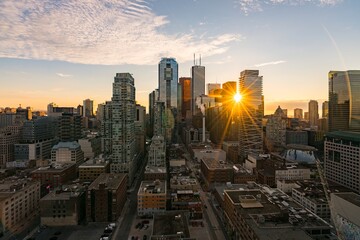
(333, 192), (360, 208)
(79, 159), (109, 168)
(88, 173), (127, 190)
(32, 163), (76, 173)
(52, 141), (81, 149)
(138, 180), (166, 194)
(144, 166), (167, 173)
(201, 158), (232, 170)
(326, 131), (360, 142)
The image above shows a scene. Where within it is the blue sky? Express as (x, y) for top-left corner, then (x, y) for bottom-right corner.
(0, 0), (359, 115)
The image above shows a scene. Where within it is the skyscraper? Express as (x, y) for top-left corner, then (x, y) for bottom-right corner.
(322, 101), (329, 118)
(148, 89), (159, 136)
(179, 77), (191, 119)
(83, 99), (94, 117)
(109, 73), (136, 183)
(207, 83), (221, 95)
(191, 65), (205, 115)
(308, 100), (319, 127)
(158, 58), (178, 109)
(329, 70), (360, 132)
(238, 70), (264, 161)
(294, 108), (303, 119)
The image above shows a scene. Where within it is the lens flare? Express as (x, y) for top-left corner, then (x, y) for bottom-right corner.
(234, 93), (242, 103)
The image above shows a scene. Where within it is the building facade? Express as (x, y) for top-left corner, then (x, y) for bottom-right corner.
(329, 70), (360, 132)
(179, 77), (191, 119)
(308, 100), (319, 127)
(51, 141), (84, 166)
(294, 108), (303, 119)
(137, 180), (167, 216)
(191, 65), (205, 115)
(158, 58), (178, 109)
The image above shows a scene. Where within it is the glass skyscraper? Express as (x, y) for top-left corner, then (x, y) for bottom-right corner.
(238, 70), (264, 161)
(329, 70), (360, 132)
(158, 58), (178, 109)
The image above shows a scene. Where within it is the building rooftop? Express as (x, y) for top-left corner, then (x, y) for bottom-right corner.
(201, 158), (232, 170)
(88, 173), (127, 190)
(52, 141), (81, 150)
(214, 182), (258, 202)
(152, 212), (190, 238)
(41, 184), (85, 201)
(79, 158), (109, 168)
(332, 192), (360, 208)
(138, 180), (166, 195)
(32, 163), (76, 173)
(325, 131), (360, 142)
(144, 166), (167, 174)
(0, 177), (38, 201)
(225, 186), (331, 239)
(170, 176), (197, 186)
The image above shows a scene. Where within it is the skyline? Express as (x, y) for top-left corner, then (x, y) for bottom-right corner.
(1, 0), (360, 115)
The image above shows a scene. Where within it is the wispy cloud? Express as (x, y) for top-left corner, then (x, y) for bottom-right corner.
(235, 0), (343, 14)
(254, 60), (286, 67)
(0, 0), (241, 65)
(56, 73), (72, 78)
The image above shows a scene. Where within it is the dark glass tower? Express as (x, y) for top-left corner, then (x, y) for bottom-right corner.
(328, 71), (360, 132)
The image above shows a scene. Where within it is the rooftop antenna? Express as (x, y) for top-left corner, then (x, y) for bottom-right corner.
(193, 53), (196, 66)
(199, 54), (202, 66)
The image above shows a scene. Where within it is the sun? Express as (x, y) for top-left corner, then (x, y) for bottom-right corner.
(234, 93), (242, 103)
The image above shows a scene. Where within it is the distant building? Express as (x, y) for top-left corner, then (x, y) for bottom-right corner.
(78, 136), (101, 159)
(322, 101), (329, 118)
(191, 65), (205, 115)
(86, 173), (127, 222)
(179, 77), (192, 119)
(0, 127), (21, 168)
(137, 180), (167, 216)
(308, 100), (319, 127)
(135, 104), (146, 157)
(159, 58), (178, 109)
(0, 178), (40, 236)
(201, 158), (233, 190)
(151, 212), (191, 240)
(207, 83), (221, 95)
(83, 99), (94, 117)
(266, 106), (287, 148)
(286, 130), (308, 145)
(144, 166), (167, 181)
(171, 190), (202, 220)
(294, 108), (303, 119)
(58, 113), (82, 142)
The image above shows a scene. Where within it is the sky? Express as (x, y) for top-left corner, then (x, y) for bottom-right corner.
(0, 0), (359, 115)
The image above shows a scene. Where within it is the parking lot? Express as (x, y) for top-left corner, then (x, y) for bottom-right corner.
(127, 217), (153, 240)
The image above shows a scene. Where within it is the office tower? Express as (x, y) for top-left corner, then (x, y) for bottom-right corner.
(158, 58), (178, 109)
(294, 108), (303, 119)
(16, 106), (32, 120)
(179, 77), (191, 119)
(110, 73), (136, 182)
(96, 103), (105, 121)
(207, 83), (221, 95)
(322, 101), (329, 118)
(308, 100), (319, 127)
(0, 127), (21, 168)
(221, 81), (237, 104)
(238, 70), (264, 161)
(47, 102), (58, 115)
(191, 65), (205, 115)
(58, 113), (82, 141)
(304, 112), (309, 121)
(329, 70), (360, 132)
(83, 99), (94, 117)
(324, 132), (360, 193)
(77, 105), (83, 116)
(22, 117), (57, 142)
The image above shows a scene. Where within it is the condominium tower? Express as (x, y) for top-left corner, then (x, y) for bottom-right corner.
(308, 100), (319, 127)
(109, 73), (136, 183)
(238, 70), (264, 161)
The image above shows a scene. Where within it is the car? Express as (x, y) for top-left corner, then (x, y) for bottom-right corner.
(104, 228), (112, 234)
(108, 222), (116, 228)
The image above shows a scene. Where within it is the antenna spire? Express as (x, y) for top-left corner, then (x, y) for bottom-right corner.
(199, 54), (201, 66)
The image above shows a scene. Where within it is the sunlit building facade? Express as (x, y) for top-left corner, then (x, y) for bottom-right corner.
(238, 70), (264, 161)
(308, 100), (319, 127)
(191, 65), (205, 115)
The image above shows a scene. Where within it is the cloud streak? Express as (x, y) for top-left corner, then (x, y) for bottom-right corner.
(235, 0), (343, 14)
(254, 60), (286, 67)
(56, 73), (72, 78)
(0, 0), (240, 65)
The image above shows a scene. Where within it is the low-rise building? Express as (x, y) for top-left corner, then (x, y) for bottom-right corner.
(223, 186), (332, 240)
(137, 180), (166, 216)
(86, 173), (127, 222)
(233, 165), (257, 184)
(79, 157), (110, 182)
(170, 176), (198, 191)
(40, 184), (86, 226)
(0, 177), (40, 236)
(51, 141), (84, 166)
(144, 166), (167, 181)
(201, 158), (233, 190)
(78, 136), (101, 159)
(276, 179), (301, 193)
(171, 190), (202, 220)
(31, 163), (77, 196)
(152, 212), (192, 240)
